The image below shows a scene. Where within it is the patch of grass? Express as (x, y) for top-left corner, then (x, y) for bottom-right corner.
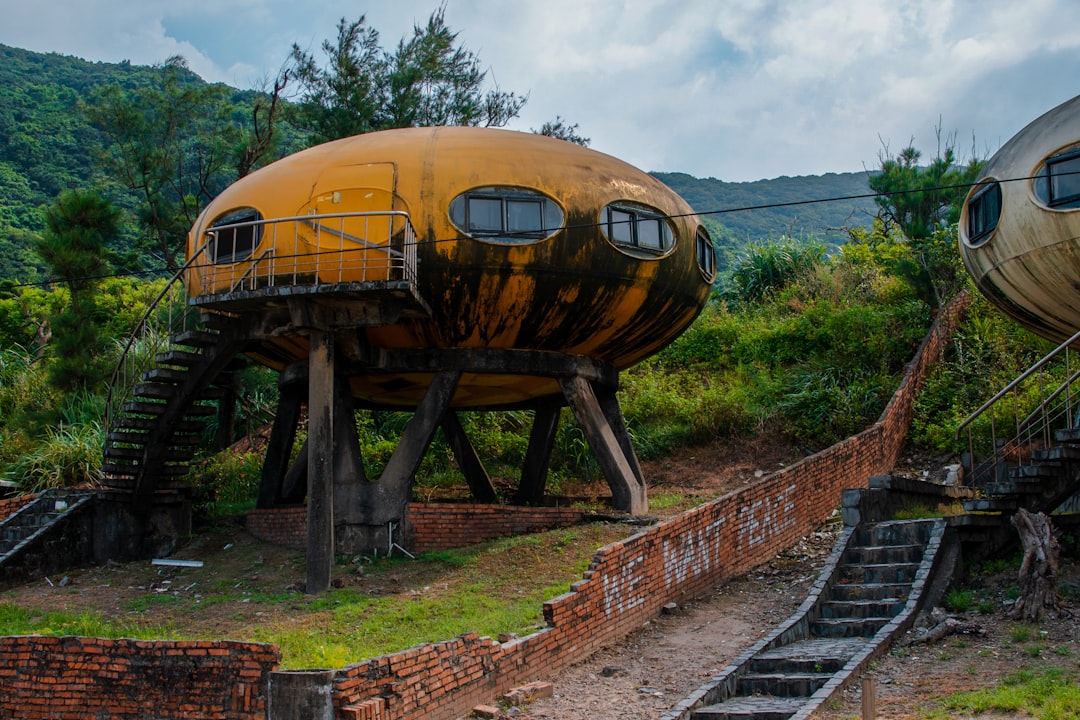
(933, 668), (1080, 720)
(976, 599), (995, 614)
(893, 503), (941, 520)
(1009, 624), (1035, 643)
(943, 588), (975, 612)
(0, 602), (176, 640)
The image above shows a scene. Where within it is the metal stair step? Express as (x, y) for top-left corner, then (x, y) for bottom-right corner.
(155, 350), (203, 367)
(172, 330), (220, 348)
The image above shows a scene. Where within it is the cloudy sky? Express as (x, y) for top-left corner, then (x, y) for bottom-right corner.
(1, 0), (1078, 182)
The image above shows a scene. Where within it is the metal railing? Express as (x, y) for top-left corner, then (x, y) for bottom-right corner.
(104, 241), (213, 434)
(103, 211), (422, 435)
(190, 210), (419, 296)
(955, 328), (1080, 487)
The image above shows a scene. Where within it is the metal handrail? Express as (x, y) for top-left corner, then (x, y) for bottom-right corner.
(955, 327), (1080, 438)
(190, 210), (419, 296)
(954, 326), (1080, 488)
(104, 240), (212, 432)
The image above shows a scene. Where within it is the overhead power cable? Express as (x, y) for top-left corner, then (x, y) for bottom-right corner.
(0, 171), (1046, 294)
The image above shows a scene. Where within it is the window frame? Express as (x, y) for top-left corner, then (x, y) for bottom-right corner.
(695, 225), (716, 281)
(209, 208), (263, 264)
(965, 180), (1002, 247)
(449, 187), (564, 244)
(599, 201), (675, 257)
(1046, 148), (1080, 208)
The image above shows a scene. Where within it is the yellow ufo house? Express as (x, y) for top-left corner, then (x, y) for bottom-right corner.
(104, 126), (717, 580)
(960, 93), (1080, 342)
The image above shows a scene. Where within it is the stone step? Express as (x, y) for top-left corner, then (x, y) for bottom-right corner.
(852, 519), (934, 547)
(1010, 464), (1062, 479)
(828, 582), (909, 602)
(104, 446), (193, 463)
(844, 544), (924, 565)
(963, 497), (1019, 512)
(121, 401), (217, 418)
(1053, 428), (1080, 444)
(810, 616), (890, 639)
(115, 416), (206, 433)
(692, 695), (806, 719)
(1034, 445), (1080, 461)
(155, 349), (203, 367)
(748, 638), (862, 674)
(737, 672), (831, 698)
(840, 562), (920, 584)
(172, 330), (219, 348)
(819, 599), (905, 620)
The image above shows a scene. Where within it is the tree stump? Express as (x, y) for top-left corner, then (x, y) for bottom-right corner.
(1009, 508), (1063, 622)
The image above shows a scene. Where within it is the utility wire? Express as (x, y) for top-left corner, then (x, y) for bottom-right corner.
(0, 172), (1041, 294)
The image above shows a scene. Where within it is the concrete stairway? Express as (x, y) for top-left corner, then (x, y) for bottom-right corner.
(0, 489), (94, 572)
(962, 434), (1080, 516)
(663, 519), (948, 720)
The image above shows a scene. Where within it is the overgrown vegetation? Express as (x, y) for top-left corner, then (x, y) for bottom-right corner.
(932, 668), (1080, 720)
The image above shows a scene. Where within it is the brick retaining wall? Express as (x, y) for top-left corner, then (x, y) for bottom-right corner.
(0, 492), (38, 520)
(327, 292), (971, 719)
(245, 503), (587, 553)
(0, 292), (969, 720)
(0, 636), (280, 719)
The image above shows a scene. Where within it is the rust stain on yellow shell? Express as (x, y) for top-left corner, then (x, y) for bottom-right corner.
(187, 126), (713, 407)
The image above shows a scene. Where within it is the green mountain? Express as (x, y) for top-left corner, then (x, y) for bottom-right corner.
(0, 42), (879, 287)
(652, 171), (876, 254)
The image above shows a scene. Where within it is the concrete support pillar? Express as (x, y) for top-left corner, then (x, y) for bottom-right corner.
(515, 399), (561, 505)
(306, 330), (335, 594)
(441, 411), (496, 503)
(560, 375), (647, 514)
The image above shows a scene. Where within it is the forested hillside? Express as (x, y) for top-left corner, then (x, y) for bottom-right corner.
(654, 171), (875, 259)
(0, 42), (872, 287)
(0, 27), (1045, 517)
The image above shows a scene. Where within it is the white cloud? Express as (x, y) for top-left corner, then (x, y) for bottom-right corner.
(0, 0), (1078, 181)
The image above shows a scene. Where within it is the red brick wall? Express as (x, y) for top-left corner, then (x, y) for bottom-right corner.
(328, 291), (970, 720)
(246, 504), (586, 553)
(0, 492), (38, 520)
(0, 293), (968, 720)
(246, 506), (307, 548)
(0, 636), (280, 719)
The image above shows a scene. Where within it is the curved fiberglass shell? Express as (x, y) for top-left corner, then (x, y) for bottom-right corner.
(959, 93), (1080, 343)
(186, 127), (713, 407)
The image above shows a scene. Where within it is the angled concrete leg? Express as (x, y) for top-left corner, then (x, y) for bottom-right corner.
(256, 379), (305, 508)
(306, 330), (335, 594)
(515, 399), (561, 505)
(559, 375), (647, 514)
(441, 411), (496, 503)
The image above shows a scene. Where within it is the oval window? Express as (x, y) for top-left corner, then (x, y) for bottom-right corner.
(599, 201), (675, 257)
(965, 180), (1001, 247)
(695, 225), (716, 281)
(209, 208), (263, 264)
(448, 187), (564, 244)
(1033, 146), (1080, 210)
